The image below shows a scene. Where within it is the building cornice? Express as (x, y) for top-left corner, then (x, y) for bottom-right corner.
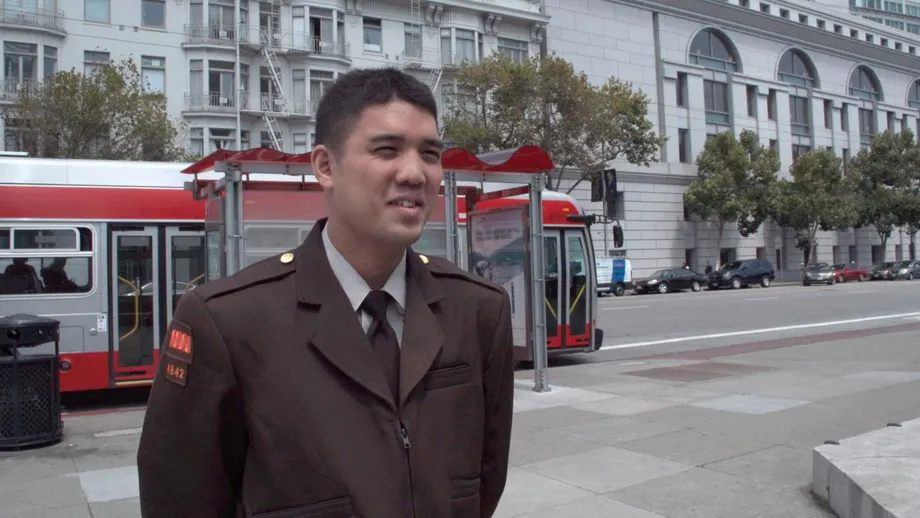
(615, 0), (920, 77)
(429, 0), (550, 24)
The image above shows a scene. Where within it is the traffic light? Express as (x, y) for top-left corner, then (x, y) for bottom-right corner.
(604, 169), (617, 218)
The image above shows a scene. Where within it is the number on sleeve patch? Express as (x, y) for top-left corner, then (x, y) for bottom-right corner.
(163, 355), (189, 387)
(165, 320), (193, 364)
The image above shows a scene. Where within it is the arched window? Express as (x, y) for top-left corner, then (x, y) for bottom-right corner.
(689, 29), (739, 72)
(777, 49), (818, 88)
(848, 65), (882, 101)
(908, 80), (920, 109)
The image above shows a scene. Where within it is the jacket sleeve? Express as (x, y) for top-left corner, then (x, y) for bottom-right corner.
(479, 290), (515, 517)
(137, 289), (247, 518)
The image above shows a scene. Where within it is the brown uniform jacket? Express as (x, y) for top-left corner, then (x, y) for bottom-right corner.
(136, 220), (515, 518)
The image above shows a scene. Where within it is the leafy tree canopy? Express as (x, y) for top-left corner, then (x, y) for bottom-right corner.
(442, 53), (663, 192)
(771, 148), (858, 263)
(3, 57), (190, 161)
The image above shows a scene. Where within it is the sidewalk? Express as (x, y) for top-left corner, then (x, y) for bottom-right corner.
(2, 325), (920, 517)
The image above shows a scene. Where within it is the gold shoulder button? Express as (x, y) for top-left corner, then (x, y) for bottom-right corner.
(280, 252), (295, 264)
(418, 254), (429, 264)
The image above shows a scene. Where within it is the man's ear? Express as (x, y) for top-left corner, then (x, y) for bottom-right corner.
(311, 144), (333, 189)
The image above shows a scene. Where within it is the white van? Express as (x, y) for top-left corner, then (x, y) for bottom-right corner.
(596, 257), (632, 297)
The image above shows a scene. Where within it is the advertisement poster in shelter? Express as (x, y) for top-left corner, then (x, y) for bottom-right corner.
(467, 206), (529, 348)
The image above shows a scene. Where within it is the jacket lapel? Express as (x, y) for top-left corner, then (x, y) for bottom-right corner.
(294, 220), (395, 407)
(398, 251), (446, 407)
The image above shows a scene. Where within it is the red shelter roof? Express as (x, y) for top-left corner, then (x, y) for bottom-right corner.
(181, 145), (554, 175)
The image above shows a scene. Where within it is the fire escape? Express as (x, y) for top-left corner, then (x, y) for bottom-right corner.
(259, 0), (286, 150)
(405, 0), (442, 94)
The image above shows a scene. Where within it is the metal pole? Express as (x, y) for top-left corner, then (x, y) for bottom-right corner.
(235, 0), (242, 150)
(528, 173), (549, 392)
(224, 167), (245, 276)
(444, 170), (460, 265)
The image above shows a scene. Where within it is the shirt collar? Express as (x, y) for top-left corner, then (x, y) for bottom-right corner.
(321, 224), (407, 315)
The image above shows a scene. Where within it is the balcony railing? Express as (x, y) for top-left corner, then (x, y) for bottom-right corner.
(183, 24), (349, 58)
(184, 92), (315, 116)
(402, 46), (442, 68)
(1, 78), (41, 102)
(0, 6), (65, 32)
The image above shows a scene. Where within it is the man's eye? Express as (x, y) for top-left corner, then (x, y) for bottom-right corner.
(376, 147), (398, 154)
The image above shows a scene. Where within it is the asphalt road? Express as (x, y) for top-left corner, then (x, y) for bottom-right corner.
(588, 278), (920, 361)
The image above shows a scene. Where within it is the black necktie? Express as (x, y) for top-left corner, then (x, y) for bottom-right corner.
(361, 290), (400, 402)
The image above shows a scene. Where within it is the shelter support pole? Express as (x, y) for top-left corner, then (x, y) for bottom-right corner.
(224, 166), (245, 276)
(528, 173), (550, 393)
(443, 170), (460, 265)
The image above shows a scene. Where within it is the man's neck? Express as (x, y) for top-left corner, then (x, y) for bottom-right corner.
(324, 219), (405, 290)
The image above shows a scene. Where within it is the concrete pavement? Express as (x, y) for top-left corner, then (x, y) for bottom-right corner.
(1, 280), (919, 517)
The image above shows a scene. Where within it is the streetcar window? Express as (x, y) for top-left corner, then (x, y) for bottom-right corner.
(244, 226), (301, 250)
(11, 228), (86, 251)
(0, 228), (9, 249)
(0, 256), (93, 295)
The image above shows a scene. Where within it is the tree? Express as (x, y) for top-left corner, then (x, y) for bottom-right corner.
(771, 149), (859, 265)
(683, 130), (779, 268)
(3, 57), (190, 161)
(442, 53), (663, 192)
(849, 130), (918, 261)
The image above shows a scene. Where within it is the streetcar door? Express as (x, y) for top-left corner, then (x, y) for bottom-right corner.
(164, 228), (206, 323)
(543, 229), (563, 350)
(561, 228), (593, 348)
(110, 228), (160, 383)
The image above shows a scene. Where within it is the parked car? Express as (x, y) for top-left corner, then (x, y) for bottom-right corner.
(870, 262), (897, 280)
(891, 260), (920, 280)
(831, 263), (870, 282)
(596, 257), (633, 297)
(706, 258), (775, 289)
(633, 267), (706, 294)
(803, 263), (837, 286)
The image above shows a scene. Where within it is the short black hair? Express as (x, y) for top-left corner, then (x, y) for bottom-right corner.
(313, 67), (438, 153)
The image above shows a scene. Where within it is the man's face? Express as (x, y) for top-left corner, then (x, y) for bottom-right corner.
(314, 99), (443, 249)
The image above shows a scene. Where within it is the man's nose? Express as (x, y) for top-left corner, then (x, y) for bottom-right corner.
(395, 154), (427, 185)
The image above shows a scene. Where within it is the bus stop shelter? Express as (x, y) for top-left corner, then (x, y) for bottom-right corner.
(181, 145), (555, 392)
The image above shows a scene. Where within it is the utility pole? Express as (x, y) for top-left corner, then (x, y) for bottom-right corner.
(538, 0), (550, 189)
(234, 0), (242, 150)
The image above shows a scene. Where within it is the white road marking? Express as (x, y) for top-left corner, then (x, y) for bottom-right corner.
(603, 305), (649, 311)
(599, 311), (920, 352)
(848, 290), (874, 294)
(93, 427), (142, 438)
(618, 361), (646, 366)
(744, 296), (779, 301)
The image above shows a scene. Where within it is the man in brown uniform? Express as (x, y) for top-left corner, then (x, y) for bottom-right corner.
(137, 67), (515, 518)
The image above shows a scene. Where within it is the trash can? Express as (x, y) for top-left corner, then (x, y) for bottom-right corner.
(0, 313), (63, 450)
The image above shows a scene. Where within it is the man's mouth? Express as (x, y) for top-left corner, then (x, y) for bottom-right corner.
(389, 198), (424, 208)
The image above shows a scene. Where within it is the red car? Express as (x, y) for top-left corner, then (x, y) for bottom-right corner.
(832, 263), (870, 282)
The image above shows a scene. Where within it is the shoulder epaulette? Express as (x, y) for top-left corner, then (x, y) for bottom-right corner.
(421, 254), (504, 295)
(194, 250), (297, 302)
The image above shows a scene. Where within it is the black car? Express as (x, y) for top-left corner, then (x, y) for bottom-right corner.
(633, 268), (706, 294)
(707, 258), (775, 289)
(802, 263), (836, 286)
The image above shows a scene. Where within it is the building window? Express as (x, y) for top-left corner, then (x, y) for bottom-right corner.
(848, 65), (882, 101)
(767, 89), (776, 120)
(842, 147), (850, 173)
(746, 85), (756, 117)
(455, 29), (477, 63)
(676, 72), (687, 107)
(688, 29), (739, 72)
(43, 46), (57, 78)
(310, 8), (344, 55)
(292, 7), (307, 50)
(703, 80), (729, 124)
(83, 50), (110, 75)
(792, 144), (811, 161)
(188, 59), (204, 106)
(142, 0), (165, 28)
(404, 23), (422, 60)
(3, 42), (38, 89)
(789, 96), (810, 136)
(293, 133), (308, 154)
(209, 128), (248, 152)
(497, 38), (528, 64)
(824, 99), (832, 128)
(858, 108), (876, 145)
(363, 18), (382, 52)
(260, 131), (282, 150)
(777, 49), (818, 87)
(769, 139), (777, 150)
(208, 60), (236, 107)
(141, 56), (166, 94)
(189, 128), (204, 156)
(678, 129), (690, 163)
(292, 69), (307, 113)
(310, 69), (334, 105)
(840, 103), (849, 131)
(85, 0), (110, 23)
(887, 111), (895, 132)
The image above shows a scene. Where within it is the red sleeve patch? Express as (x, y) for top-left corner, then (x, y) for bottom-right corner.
(163, 355), (189, 387)
(165, 320), (193, 364)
